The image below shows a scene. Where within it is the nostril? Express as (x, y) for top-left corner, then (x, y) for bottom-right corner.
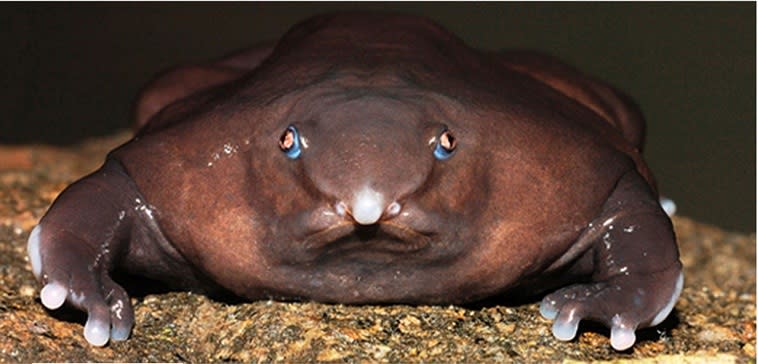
(386, 201), (401, 218)
(334, 201), (348, 217)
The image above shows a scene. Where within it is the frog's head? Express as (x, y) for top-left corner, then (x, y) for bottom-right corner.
(251, 87), (494, 301)
(285, 94), (451, 225)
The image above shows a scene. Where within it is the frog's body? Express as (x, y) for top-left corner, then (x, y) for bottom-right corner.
(28, 13), (682, 351)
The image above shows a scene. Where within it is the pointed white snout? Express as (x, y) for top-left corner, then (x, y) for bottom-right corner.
(351, 188), (385, 225)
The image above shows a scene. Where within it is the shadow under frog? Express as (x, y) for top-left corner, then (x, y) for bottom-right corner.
(27, 12), (683, 351)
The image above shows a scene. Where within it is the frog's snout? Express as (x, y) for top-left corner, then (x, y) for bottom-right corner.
(335, 186), (402, 225)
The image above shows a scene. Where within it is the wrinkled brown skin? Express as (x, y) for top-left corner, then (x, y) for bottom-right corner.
(31, 13), (682, 349)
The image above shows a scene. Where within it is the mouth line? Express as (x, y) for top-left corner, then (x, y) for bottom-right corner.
(302, 222), (433, 253)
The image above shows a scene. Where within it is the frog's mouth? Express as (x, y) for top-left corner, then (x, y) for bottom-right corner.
(303, 222), (432, 254)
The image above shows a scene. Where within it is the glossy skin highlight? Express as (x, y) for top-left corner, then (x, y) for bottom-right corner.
(28, 13), (682, 350)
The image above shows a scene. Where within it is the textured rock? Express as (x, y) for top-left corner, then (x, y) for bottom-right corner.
(0, 133), (754, 362)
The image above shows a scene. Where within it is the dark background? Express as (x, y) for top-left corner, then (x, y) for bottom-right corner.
(2, 3), (755, 232)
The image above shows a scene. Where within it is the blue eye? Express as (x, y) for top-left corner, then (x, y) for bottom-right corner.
(279, 125), (302, 159)
(433, 128), (457, 160)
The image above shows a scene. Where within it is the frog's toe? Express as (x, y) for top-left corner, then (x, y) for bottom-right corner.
(83, 302), (111, 346)
(610, 314), (637, 351)
(548, 301), (581, 341)
(40, 281), (67, 309)
(102, 275), (135, 342)
(539, 268), (683, 351)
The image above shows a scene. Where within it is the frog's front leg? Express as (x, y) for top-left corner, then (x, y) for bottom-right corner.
(539, 170), (683, 351)
(27, 160), (187, 346)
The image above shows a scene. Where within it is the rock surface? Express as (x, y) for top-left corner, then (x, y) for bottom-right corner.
(0, 133), (754, 363)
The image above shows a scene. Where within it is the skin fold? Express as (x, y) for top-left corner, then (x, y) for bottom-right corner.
(28, 12), (682, 350)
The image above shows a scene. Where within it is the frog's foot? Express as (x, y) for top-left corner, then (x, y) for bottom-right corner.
(538, 170), (684, 350)
(28, 224), (134, 346)
(539, 266), (683, 351)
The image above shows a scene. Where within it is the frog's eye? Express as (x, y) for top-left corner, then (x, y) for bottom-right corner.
(279, 125), (302, 159)
(432, 128), (457, 160)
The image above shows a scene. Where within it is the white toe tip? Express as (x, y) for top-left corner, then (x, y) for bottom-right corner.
(659, 197), (677, 217)
(552, 318), (579, 341)
(651, 271), (685, 326)
(84, 317), (110, 347)
(40, 282), (67, 310)
(111, 326), (131, 341)
(611, 326), (636, 351)
(539, 300), (558, 320)
(27, 225), (42, 280)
